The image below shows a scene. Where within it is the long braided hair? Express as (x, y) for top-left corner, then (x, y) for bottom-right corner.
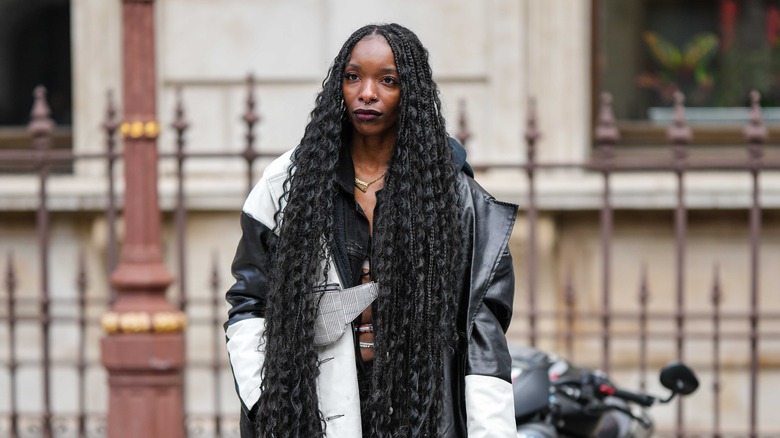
(256, 23), (465, 437)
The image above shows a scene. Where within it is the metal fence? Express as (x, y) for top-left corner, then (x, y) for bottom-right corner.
(1, 79), (779, 437)
(0, 80), (273, 438)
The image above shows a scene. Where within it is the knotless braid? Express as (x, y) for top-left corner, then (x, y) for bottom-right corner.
(255, 23), (464, 438)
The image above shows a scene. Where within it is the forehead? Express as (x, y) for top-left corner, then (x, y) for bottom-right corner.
(347, 35), (397, 67)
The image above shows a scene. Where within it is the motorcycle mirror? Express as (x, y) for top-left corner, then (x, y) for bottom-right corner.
(659, 362), (699, 396)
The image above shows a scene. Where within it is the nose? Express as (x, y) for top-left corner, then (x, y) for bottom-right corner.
(359, 80), (377, 104)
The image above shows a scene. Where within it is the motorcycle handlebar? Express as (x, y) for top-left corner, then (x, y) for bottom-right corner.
(553, 374), (658, 407)
(610, 387), (656, 407)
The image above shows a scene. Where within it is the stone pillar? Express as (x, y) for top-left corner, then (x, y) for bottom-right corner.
(100, 1), (187, 437)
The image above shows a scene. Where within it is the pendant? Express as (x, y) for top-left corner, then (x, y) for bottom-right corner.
(354, 171), (386, 193)
(354, 178), (369, 193)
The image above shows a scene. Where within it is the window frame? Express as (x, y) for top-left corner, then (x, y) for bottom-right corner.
(0, 0), (73, 171)
(590, 0), (780, 148)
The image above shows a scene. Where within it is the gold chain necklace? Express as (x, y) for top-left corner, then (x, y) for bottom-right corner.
(354, 171), (386, 193)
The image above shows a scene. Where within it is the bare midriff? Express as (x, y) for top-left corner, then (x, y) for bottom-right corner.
(357, 263), (374, 361)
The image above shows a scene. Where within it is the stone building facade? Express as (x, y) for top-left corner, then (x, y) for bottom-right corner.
(1, 0), (778, 434)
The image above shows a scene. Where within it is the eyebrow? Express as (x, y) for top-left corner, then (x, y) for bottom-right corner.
(345, 63), (398, 74)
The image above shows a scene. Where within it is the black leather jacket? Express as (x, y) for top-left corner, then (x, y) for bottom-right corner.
(225, 139), (518, 437)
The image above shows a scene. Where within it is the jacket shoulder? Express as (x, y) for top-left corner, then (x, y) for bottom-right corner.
(242, 148), (296, 228)
(262, 148), (296, 185)
(458, 172), (518, 214)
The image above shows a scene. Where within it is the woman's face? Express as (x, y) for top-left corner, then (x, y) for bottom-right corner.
(342, 35), (401, 141)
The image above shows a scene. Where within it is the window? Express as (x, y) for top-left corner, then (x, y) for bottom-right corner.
(0, 0), (71, 166)
(595, 0), (780, 146)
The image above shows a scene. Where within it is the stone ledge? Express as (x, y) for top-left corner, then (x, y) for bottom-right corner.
(2, 170), (780, 211)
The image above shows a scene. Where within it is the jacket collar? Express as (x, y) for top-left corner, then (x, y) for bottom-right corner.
(448, 137), (474, 177)
(336, 144), (356, 194)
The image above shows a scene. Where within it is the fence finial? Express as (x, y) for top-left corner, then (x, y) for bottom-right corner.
(172, 87), (189, 155)
(77, 251), (88, 293)
(5, 252), (15, 293)
(744, 90), (767, 153)
(564, 266), (575, 307)
(639, 263), (649, 305)
(595, 92), (620, 147)
(525, 97), (539, 164)
(28, 86), (54, 139)
(455, 99), (471, 148)
(211, 252), (220, 292)
(242, 74), (261, 193)
(668, 91), (692, 144)
(103, 90), (120, 135)
(242, 73), (260, 162)
(711, 263), (722, 306)
(172, 87), (189, 133)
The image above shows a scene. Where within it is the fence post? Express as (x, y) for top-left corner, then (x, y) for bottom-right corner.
(5, 254), (18, 438)
(711, 264), (722, 438)
(99, 1), (186, 437)
(242, 74), (259, 195)
(102, 91), (120, 304)
(667, 91), (691, 438)
(28, 86), (54, 438)
(744, 90), (766, 438)
(638, 264), (649, 391)
(594, 92), (619, 375)
(172, 87), (189, 313)
(524, 97), (539, 347)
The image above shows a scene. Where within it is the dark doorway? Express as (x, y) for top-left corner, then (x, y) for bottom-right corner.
(0, 0), (71, 126)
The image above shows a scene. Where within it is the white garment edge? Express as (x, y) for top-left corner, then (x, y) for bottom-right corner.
(464, 374), (516, 438)
(226, 317), (266, 410)
(242, 149), (293, 226)
(225, 151), (287, 411)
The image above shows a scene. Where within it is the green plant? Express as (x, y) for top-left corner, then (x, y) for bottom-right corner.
(636, 32), (720, 106)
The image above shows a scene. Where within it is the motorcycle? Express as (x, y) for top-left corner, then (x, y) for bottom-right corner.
(511, 344), (699, 438)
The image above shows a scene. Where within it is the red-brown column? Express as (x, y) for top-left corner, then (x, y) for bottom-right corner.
(100, 1), (186, 437)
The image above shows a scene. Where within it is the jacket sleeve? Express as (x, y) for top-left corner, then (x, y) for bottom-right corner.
(224, 173), (281, 416)
(465, 244), (516, 437)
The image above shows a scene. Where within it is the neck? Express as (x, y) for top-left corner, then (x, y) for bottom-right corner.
(350, 133), (395, 173)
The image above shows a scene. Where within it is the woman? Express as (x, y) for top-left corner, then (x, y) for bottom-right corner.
(225, 23), (517, 437)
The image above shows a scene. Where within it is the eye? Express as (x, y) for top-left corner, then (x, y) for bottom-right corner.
(381, 76), (399, 85)
(344, 72), (359, 81)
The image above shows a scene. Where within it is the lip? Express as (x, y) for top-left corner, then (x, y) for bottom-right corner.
(353, 109), (382, 121)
